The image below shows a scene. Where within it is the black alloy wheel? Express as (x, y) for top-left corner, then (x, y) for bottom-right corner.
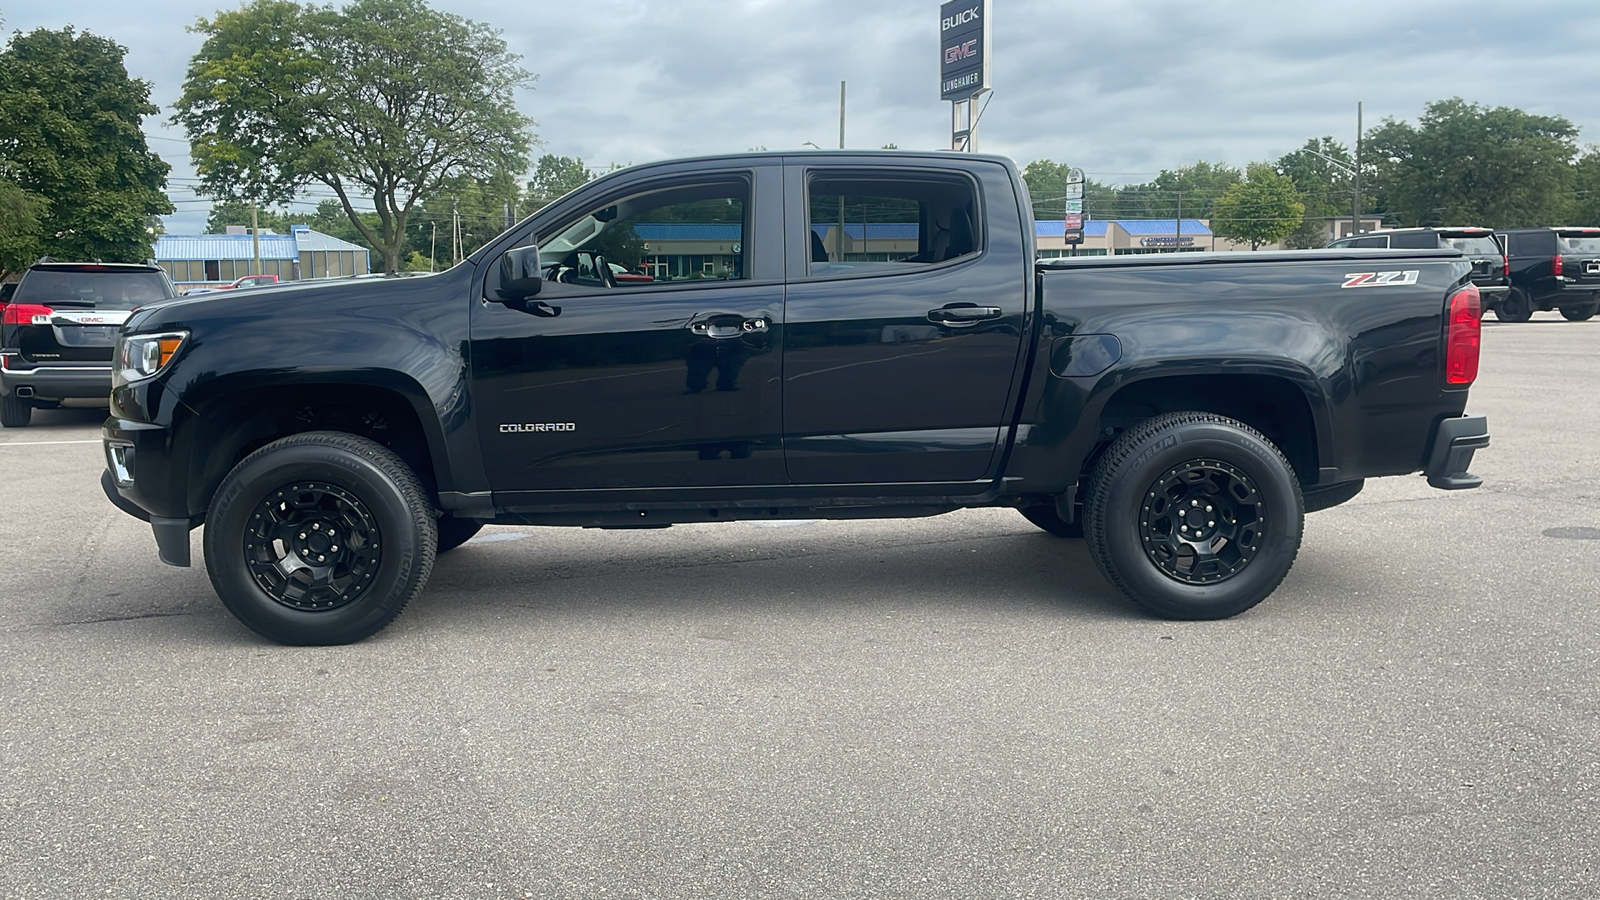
(1083, 412), (1303, 620)
(1495, 288), (1533, 323)
(243, 481), (382, 612)
(204, 431), (437, 645)
(1136, 459), (1263, 584)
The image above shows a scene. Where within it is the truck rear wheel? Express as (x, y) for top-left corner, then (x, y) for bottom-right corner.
(1083, 412), (1303, 620)
(1495, 288), (1533, 323)
(203, 431), (437, 645)
(1559, 302), (1597, 322)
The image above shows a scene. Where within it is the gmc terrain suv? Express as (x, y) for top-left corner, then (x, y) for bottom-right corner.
(1, 260), (176, 427)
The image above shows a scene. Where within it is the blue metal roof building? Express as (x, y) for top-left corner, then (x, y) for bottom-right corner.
(154, 225), (371, 286)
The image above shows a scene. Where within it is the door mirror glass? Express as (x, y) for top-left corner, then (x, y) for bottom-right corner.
(497, 244), (543, 304)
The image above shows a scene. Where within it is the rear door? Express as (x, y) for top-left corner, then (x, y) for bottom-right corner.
(779, 159), (1029, 485)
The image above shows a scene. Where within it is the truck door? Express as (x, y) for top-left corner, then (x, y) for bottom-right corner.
(470, 164), (787, 491)
(780, 161), (1029, 484)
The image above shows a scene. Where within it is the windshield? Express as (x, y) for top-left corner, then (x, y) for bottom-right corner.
(1442, 235), (1501, 255)
(1557, 235), (1600, 254)
(16, 270), (171, 309)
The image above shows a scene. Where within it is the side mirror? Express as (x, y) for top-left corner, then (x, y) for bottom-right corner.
(496, 245), (544, 305)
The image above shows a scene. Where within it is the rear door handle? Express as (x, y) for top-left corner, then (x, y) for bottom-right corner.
(689, 314), (768, 339)
(928, 304), (1003, 327)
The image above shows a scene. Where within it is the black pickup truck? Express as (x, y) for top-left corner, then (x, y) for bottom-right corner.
(101, 151), (1489, 644)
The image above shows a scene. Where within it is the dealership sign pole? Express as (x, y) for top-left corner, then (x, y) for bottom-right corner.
(1064, 167), (1085, 246)
(940, 0), (990, 151)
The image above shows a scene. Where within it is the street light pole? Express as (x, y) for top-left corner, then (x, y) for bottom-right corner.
(1352, 101), (1363, 237)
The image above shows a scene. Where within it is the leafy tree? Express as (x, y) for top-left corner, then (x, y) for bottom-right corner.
(205, 199), (292, 233)
(1366, 98), (1578, 227)
(175, 0), (535, 272)
(1020, 159), (1115, 222)
(1276, 137), (1363, 248)
(1211, 163), (1305, 250)
(523, 154), (591, 214)
(0, 26), (173, 277)
(1569, 147), (1600, 227)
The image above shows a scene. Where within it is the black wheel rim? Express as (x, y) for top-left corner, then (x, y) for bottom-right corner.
(1138, 459), (1265, 585)
(244, 481), (382, 611)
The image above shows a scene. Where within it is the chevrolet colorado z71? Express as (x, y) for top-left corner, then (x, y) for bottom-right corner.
(101, 151), (1489, 644)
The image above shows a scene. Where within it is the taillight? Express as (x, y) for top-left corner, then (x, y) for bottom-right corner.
(1, 303), (53, 325)
(1445, 284), (1481, 386)
(1553, 254), (1564, 277)
(1502, 255), (1509, 278)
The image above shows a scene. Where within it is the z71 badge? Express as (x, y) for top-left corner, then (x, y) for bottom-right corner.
(1342, 270), (1420, 288)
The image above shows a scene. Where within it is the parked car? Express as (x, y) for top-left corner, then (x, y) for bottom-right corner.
(103, 150), (1487, 644)
(2, 260), (176, 427)
(183, 274), (280, 296)
(1493, 227), (1600, 322)
(0, 283), (16, 305)
(1328, 227), (1508, 316)
(609, 262), (655, 283)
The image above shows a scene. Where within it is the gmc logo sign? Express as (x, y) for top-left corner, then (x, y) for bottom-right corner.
(944, 40), (977, 64)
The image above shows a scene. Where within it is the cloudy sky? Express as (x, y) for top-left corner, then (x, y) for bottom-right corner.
(7, 0), (1600, 233)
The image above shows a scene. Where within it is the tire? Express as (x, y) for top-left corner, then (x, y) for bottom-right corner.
(1019, 504), (1083, 538)
(1082, 412), (1303, 620)
(203, 431), (437, 645)
(1559, 303), (1597, 322)
(1495, 288), (1533, 323)
(1, 394), (31, 428)
(436, 517), (484, 553)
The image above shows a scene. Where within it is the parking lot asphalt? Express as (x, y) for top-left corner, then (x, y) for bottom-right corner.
(1, 313), (1596, 899)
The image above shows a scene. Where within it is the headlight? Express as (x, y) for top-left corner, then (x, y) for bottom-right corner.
(115, 331), (188, 386)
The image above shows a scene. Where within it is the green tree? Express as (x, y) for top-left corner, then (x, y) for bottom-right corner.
(1568, 147), (1600, 227)
(1211, 163), (1305, 250)
(1020, 159), (1115, 223)
(204, 199), (292, 234)
(523, 153), (591, 214)
(1276, 137), (1364, 248)
(1366, 98), (1578, 228)
(175, 0), (535, 272)
(0, 26), (173, 277)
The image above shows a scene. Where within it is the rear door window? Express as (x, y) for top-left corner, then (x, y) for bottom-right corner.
(1388, 233), (1437, 249)
(1347, 236), (1388, 248)
(803, 172), (981, 277)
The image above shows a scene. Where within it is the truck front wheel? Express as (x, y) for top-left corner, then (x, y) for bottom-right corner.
(203, 431), (438, 645)
(1082, 413), (1303, 620)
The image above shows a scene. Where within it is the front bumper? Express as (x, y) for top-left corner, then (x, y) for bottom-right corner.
(103, 414), (198, 567)
(0, 361), (112, 401)
(1424, 414), (1489, 490)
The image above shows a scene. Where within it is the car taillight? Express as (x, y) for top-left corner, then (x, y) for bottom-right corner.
(1553, 254), (1563, 277)
(1445, 284), (1481, 386)
(1502, 255), (1509, 278)
(1, 303), (53, 325)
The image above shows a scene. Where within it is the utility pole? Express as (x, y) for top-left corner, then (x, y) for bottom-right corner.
(1174, 191), (1183, 253)
(430, 221), (437, 272)
(1352, 101), (1363, 237)
(452, 198), (461, 265)
(839, 80), (846, 149)
(250, 202), (261, 275)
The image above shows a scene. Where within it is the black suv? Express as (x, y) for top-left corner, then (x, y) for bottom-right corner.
(1, 261), (175, 427)
(1493, 227), (1600, 322)
(1328, 227), (1509, 315)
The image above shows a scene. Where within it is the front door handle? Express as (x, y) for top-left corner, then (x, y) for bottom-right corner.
(928, 304), (1003, 327)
